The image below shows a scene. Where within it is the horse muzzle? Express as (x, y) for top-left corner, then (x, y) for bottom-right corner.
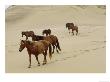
(19, 49), (22, 52)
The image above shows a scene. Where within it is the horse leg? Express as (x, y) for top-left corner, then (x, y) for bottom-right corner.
(35, 55), (40, 66)
(76, 29), (78, 35)
(55, 44), (59, 53)
(28, 54), (31, 68)
(52, 44), (55, 54)
(43, 51), (47, 65)
(72, 29), (74, 35)
(69, 29), (70, 34)
(72, 31), (74, 35)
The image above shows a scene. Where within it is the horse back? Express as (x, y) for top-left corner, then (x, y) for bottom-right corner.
(33, 41), (45, 54)
(66, 23), (74, 27)
(39, 40), (51, 49)
(48, 35), (58, 44)
(44, 36), (53, 44)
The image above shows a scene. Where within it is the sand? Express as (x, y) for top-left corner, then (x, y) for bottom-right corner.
(5, 5), (106, 73)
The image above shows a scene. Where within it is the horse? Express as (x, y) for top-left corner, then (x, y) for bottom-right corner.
(19, 40), (52, 68)
(66, 23), (78, 35)
(42, 29), (51, 36)
(31, 35), (61, 54)
(22, 31), (34, 40)
(66, 23), (74, 28)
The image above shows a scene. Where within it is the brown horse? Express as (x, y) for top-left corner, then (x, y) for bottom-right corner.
(22, 31), (34, 40)
(31, 35), (61, 54)
(66, 23), (78, 35)
(66, 23), (74, 28)
(42, 29), (51, 36)
(19, 40), (52, 68)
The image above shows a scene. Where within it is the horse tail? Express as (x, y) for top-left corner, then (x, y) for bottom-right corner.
(49, 43), (52, 59)
(56, 39), (61, 51)
(76, 26), (78, 35)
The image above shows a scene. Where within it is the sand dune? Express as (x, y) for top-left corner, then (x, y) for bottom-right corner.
(5, 5), (106, 73)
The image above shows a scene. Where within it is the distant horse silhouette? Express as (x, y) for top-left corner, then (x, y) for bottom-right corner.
(31, 35), (61, 54)
(22, 31), (34, 40)
(66, 23), (78, 35)
(19, 40), (52, 68)
(42, 29), (51, 36)
(66, 23), (74, 28)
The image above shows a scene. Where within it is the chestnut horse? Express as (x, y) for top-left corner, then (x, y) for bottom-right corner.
(19, 40), (52, 68)
(22, 31), (34, 40)
(66, 23), (78, 35)
(42, 29), (51, 36)
(31, 35), (61, 54)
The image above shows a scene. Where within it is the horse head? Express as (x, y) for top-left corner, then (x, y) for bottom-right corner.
(42, 31), (45, 35)
(19, 40), (26, 52)
(21, 32), (24, 37)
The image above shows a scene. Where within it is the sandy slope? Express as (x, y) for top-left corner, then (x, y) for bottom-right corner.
(5, 5), (106, 73)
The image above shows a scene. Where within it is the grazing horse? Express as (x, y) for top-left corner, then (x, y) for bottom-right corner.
(42, 29), (51, 36)
(22, 31), (34, 40)
(31, 35), (61, 54)
(19, 40), (52, 68)
(66, 23), (78, 35)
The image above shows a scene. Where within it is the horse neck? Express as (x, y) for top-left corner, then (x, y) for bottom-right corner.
(25, 43), (33, 51)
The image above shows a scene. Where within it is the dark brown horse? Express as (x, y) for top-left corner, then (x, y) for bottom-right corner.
(31, 35), (61, 54)
(19, 40), (52, 68)
(42, 29), (51, 36)
(66, 23), (78, 35)
(66, 23), (74, 28)
(22, 31), (34, 40)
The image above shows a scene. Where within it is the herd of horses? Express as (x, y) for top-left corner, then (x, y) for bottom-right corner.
(19, 23), (78, 68)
